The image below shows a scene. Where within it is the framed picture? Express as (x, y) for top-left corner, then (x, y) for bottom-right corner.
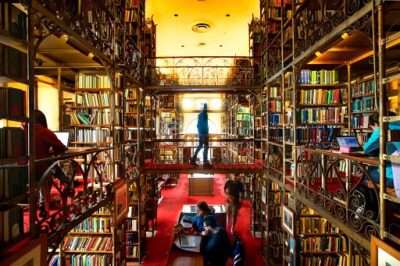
(1, 235), (47, 266)
(282, 205), (295, 236)
(371, 235), (400, 266)
(262, 186), (266, 204)
(115, 179), (128, 224)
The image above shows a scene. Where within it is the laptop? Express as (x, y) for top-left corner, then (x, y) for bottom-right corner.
(179, 235), (196, 248)
(54, 131), (70, 147)
(336, 136), (365, 155)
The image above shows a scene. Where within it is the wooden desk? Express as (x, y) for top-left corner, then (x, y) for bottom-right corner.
(189, 173), (213, 195)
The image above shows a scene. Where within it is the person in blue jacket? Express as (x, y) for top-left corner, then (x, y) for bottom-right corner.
(363, 112), (400, 187)
(192, 201), (215, 233)
(200, 215), (231, 266)
(191, 103), (210, 165)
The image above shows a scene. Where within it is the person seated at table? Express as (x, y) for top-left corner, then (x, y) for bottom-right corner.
(200, 215), (231, 266)
(363, 112), (400, 194)
(192, 201), (215, 233)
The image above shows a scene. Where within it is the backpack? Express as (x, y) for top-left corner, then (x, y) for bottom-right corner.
(232, 235), (244, 266)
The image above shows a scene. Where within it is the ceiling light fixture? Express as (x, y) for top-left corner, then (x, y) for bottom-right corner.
(219, 45), (223, 47)
(174, 14), (178, 17)
(341, 32), (349, 40)
(181, 45), (185, 47)
(192, 23), (211, 33)
(88, 52), (94, 59)
(226, 14), (230, 17)
(198, 42), (206, 47)
(315, 51), (322, 57)
(60, 34), (68, 42)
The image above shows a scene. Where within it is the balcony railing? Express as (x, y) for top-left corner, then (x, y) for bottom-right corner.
(145, 56), (261, 87)
(146, 137), (257, 165)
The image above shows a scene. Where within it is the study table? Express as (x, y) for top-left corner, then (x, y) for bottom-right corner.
(167, 204), (226, 265)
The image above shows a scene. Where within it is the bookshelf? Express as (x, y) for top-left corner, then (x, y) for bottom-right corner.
(61, 206), (126, 265)
(126, 176), (147, 262)
(0, 2), (31, 257)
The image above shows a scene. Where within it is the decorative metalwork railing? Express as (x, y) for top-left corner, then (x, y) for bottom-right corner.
(145, 56), (261, 86)
(295, 148), (380, 250)
(294, 0), (372, 58)
(147, 138), (256, 165)
(34, 149), (115, 262)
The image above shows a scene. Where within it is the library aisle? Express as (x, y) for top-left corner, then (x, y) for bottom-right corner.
(142, 174), (264, 266)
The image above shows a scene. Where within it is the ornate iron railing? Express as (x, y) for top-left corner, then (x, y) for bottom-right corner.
(147, 138), (256, 165)
(294, 0), (372, 58)
(34, 149), (115, 262)
(145, 56), (261, 86)
(295, 148), (380, 249)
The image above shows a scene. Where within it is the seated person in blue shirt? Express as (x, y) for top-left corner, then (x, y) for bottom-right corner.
(200, 215), (231, 266)
(363, 112), (400, 188)
(192, 201), (215, 233)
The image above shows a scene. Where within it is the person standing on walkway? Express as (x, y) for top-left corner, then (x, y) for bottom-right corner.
(191, 103), (210, 165)
(224, 177), (244, 235)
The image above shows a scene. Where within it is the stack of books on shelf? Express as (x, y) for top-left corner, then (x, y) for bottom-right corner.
(298, 70), (339, 85)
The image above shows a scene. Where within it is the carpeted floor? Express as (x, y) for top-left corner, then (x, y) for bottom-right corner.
(141, 174), (265, 266)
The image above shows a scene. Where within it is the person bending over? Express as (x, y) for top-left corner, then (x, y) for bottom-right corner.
(224, 177), (244, 235)
(191, 103), (210, 165)
(192, 201), (215, 233)
(200, 215), (231, 266)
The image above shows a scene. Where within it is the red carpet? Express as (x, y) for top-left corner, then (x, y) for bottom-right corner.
(142, 174), (265, 266)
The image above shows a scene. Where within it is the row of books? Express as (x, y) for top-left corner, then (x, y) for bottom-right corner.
(125, 103), (138, 113)
(299, 88), (342, 105)
(298, 107), (345, 124)
(0, 87), (25, 120)
(296, 126), (341, 144)
(351, 114), (371, 129)
(269, 87), (280, 98)
(125, 9), (139, 22)
(299, 254), (348, 266)
(352, 97), (376, 112)
(269, 128), (283, 142)
(299, 236), (348, 252)
(236, 114), (251, 121)
(70, 111), (123, 126)
(0, 127), (25, 158)
(126, 0), (140, 8)
(1, 3), (27, 39)
(125, 88), (138, 99)
(267, 7), (292, 20)
(64, 254), (112, 266)
(237, 106), (250, 113)
(76, 128), (110, 143)
(126, 232), (139, 244)
(0, 166), (27, 200)
(128, 206), (138, 218)
(269, 113), (282, 125)
(125, 129), (138, 140)
(71, 217), (112, 233)
(0, 206), (23, 244)
(76, 75), (115, 89)
(352, 80), (376, 96)
(299, 69), (340, 85)
(0, 44), (27, 80)
(299, 217), (340, 234)
(127, 219), (138, 231)
(76, 92), (110, 107)
(63, 236), (112, 251)
(268, 100), (282, 112)
(126, 245), (139, 258)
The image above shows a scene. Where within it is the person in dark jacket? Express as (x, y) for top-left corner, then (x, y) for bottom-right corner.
(200, 215), (231, 266)
(192, 201), (215, 233)
(191, 103), (210, 165)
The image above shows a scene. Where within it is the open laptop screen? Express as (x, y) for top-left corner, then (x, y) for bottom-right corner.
(336, 136), (360, 148)
(54, 131), (69, 147)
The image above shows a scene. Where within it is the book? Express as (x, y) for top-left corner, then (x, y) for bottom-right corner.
(0, 127), (26, 158)
(0, 87), (26, 120)
(0, 166), (28, 199)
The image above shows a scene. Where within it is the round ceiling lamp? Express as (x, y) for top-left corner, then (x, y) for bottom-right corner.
(192, 22), (211, 33)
